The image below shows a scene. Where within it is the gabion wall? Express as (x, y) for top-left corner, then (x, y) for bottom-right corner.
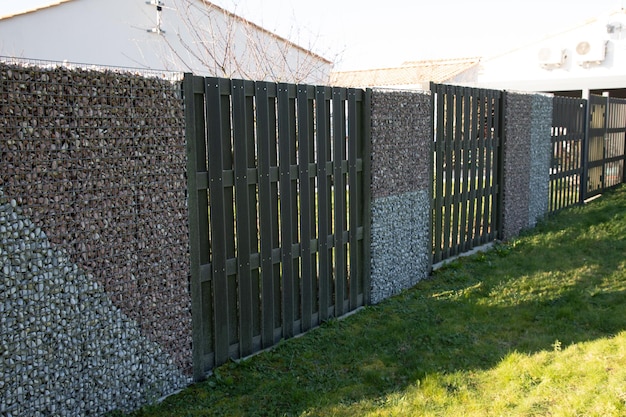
(0, 62), (192, 415)
(369, 90), (432, 304)
(528, 95), (553, 227)
(0, 60), (559, 415)
(502, 93), (532, 240)
(501, 92), (553, 240)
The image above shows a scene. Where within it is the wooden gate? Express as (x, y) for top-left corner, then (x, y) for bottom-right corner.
(550, 97), (586, 212)
(183, 74), (371, 380)
(431, 84), (503, 264)
(586, 95), (626, 198)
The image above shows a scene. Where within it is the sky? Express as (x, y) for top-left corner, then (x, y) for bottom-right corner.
(2, 0), (624, 70)
(213, 0), (624, 70)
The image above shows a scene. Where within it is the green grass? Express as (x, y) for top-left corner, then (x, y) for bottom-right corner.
(121, 185), (626, 417)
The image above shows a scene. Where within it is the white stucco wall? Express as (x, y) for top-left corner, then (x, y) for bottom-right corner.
(469, 10), (626, 92)
(0, 0), (332, 84)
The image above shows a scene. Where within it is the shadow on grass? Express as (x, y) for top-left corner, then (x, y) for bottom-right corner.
(132, 186), (626, 417)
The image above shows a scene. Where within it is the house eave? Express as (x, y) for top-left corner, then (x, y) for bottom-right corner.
(0, 0), (76, 20)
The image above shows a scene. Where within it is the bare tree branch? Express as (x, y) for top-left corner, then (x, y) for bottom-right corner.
(153, 0), (335, 83)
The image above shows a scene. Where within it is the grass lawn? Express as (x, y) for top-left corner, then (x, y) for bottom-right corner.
(121, 185), (626, 417)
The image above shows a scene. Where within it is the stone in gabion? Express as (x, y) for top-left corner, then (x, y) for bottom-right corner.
(0, 189), (191, 416)
(0, 61), (192, 415)
(370, 190), (431, 304)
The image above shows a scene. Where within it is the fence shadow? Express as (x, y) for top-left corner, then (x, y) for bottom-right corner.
(142, 187), (626, 416)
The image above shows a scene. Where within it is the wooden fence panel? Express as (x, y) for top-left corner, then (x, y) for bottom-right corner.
(549, 97), (586, 213)
(605, 98), (626, 188)
(431, 83), (503, 264)
(587, 95), (608, 198)
(583, 95), (626, 199)
(184, 75), (371, 379)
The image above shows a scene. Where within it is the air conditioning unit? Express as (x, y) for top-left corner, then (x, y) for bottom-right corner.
(574, 40), (607, 66)
(538, 47), (566, 68)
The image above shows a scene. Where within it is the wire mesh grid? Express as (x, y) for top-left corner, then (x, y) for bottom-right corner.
(0, 58), (192, 413)
(0, 55), (185, 82)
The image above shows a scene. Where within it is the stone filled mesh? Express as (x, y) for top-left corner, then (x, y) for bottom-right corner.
(0, 61), (191, 415)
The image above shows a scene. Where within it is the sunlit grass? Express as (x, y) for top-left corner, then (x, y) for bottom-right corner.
(119, 184), (626, 417)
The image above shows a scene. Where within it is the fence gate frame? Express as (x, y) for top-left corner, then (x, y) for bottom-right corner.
(549, 96), (587, 213)
(430, 83), (504, 264)
(585, 94), (626, 199)
(183, 73), (371, 381)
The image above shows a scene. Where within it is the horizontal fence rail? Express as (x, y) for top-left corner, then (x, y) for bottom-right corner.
(184, 74), (371, 379)
(549, 97), (586, 213)
(431, 83), (503, 264)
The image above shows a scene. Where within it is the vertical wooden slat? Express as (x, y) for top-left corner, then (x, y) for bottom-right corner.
(567, 105), (572, 202)
(347, 88), (359, 309)
(297, 84), (313, 332)
(482, 92), (494, 244)
(221, 85), (238, 356)
(557, 123), (563, 210)
(443, 85), (456, 258)
(316, 86), (332, 320)
(184, 74), (213, 380)
(568, 100), (575, 205)
(553, 100), (558, 212)
(332, 88), (347, 317)
(362, 88), (373, 304)
(278, 82), (295, 338)
(474, 89), (486, 246)
(269, 89), (282, 337)
(467, 89), (479, 248)
(355, 88), (368, 304)
(576, 101), (582, 204)
(579, 98), (589, 204)
(432, 83), (446, 263)
(620, 101), (626, 183)
(492, 90), (503, 240)
(288, 85), (301, 332)
(205, 77), (230, 366)
(459, 87), (470, 252)
(557, 99), (565, 209)
(245, 84), (262, 347)
(556, 99), (563, 211)
(451, 86), (463, 255)
(552, 100), (558, 212)
(231, 79), (253, 357)
(255, 81), (277, 348)
(307, 86), (319, 321)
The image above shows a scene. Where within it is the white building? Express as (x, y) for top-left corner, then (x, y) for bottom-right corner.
(472, 8), (626, 98)
(331, 8), (626, 98)
(0, 0), (332, 84)
(330, 57), (482, 90)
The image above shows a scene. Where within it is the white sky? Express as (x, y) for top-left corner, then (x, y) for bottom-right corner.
(2, 0), (624, 70)
(214, 0), (624, 70)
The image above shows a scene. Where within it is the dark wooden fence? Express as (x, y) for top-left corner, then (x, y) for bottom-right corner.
(550, 95), (626, 213)
(550, 97), (586, 212)
(431, 83), (503, 264)
(183, 74), (371, 380)
(586, 95), (626, 198)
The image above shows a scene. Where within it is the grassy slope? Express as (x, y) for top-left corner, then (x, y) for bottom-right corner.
(125, 185), (626, 417)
